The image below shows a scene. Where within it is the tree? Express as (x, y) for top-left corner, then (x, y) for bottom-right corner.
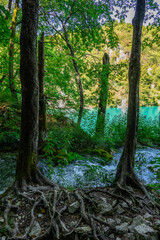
(40, 0), (116, 124)
(38, 31), (47, 148)
(8, 0), (19, 100)
(115, 0), (146, 193)
(15, 0), (40, 189)
(95, 53), (110, 136)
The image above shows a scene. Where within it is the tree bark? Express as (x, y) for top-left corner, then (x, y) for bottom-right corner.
(8, 0), (13, 11)
(16, 0), (39, 189)
(63, 24), (84, 125)
(95, 53), (109, 136)
(38, 31), (47, 148)
(8, 0), (19, 100)
(115, 0), (146, 189)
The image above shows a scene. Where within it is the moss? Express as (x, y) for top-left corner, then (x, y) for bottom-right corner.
(81, 148), (113, 163)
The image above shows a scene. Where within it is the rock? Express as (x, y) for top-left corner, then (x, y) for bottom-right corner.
(122, 202), (129, 208)
(116, 205), (125, 214)
(126, 199), (133, 205)
(98, 198), (113, 215)
(129, 215), (146, 232)
(103, 226), (110, 234)
(155, 219), (160, 226)
(121, 216), (132, 222)
(122, 233), (135, 240)
(0, 216), (4, 223)
(68, 201), (80, 214)
(135, 223), (158, 240)
(15, 201), (21, 207)
(109, 233), (115, 239)
(112, 199), (117, 207)
(106, 218), (115, 227)
(116, 222), (129, 233)
(144, 213), (153, 220)
(70, 221), (78, 228)
(115, 218), (121, 225)
(99, 202), (113, 215)
(75, 226), (92, 233)
(26, 221), (41, 237)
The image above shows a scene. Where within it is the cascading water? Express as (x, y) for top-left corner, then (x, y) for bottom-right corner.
(0, 147), (160, 194)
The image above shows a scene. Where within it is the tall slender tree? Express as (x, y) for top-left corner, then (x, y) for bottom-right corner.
(95, 53), (109, 136)
(38, 31), (47, 148)
(115, 0), (146, 192)
(16, 0), (40, 189)
(62, 23), (84, 124)
(8, 0), (19, 100)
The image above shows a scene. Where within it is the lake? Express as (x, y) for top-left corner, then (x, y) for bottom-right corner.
(79, 106), (160, 134)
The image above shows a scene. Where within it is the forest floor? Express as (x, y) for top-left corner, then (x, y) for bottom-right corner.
(0, 185), (160, 240)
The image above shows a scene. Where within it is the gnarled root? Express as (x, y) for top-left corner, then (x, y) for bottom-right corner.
(1, 183), (159, 240)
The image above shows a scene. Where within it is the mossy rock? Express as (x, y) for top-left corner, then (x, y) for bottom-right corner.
(82, 148), (113, 163)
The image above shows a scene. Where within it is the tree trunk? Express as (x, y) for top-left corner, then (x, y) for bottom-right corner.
(38, 31), (47, 148)
(63, 24), (84, 125)
(8, 0), (19, 100)
(8, 0), (13, 11)
(115, 0), (146, 190)
(16, 0), (39, 189)
(95, 53), (109, 136)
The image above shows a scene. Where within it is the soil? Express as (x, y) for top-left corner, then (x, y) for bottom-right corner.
(0, 185), (160, 240)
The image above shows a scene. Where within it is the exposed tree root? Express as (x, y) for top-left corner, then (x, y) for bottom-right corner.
(0, 183), (160, 240)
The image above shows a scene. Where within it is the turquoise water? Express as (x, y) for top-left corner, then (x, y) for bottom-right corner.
(140, 106), (160, 119)
(80, 106), (160, 134)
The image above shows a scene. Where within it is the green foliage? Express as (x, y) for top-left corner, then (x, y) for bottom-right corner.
(0, 5), (10, 44)
(0, 104), (20, 150)
(138, 114), (160, 146)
